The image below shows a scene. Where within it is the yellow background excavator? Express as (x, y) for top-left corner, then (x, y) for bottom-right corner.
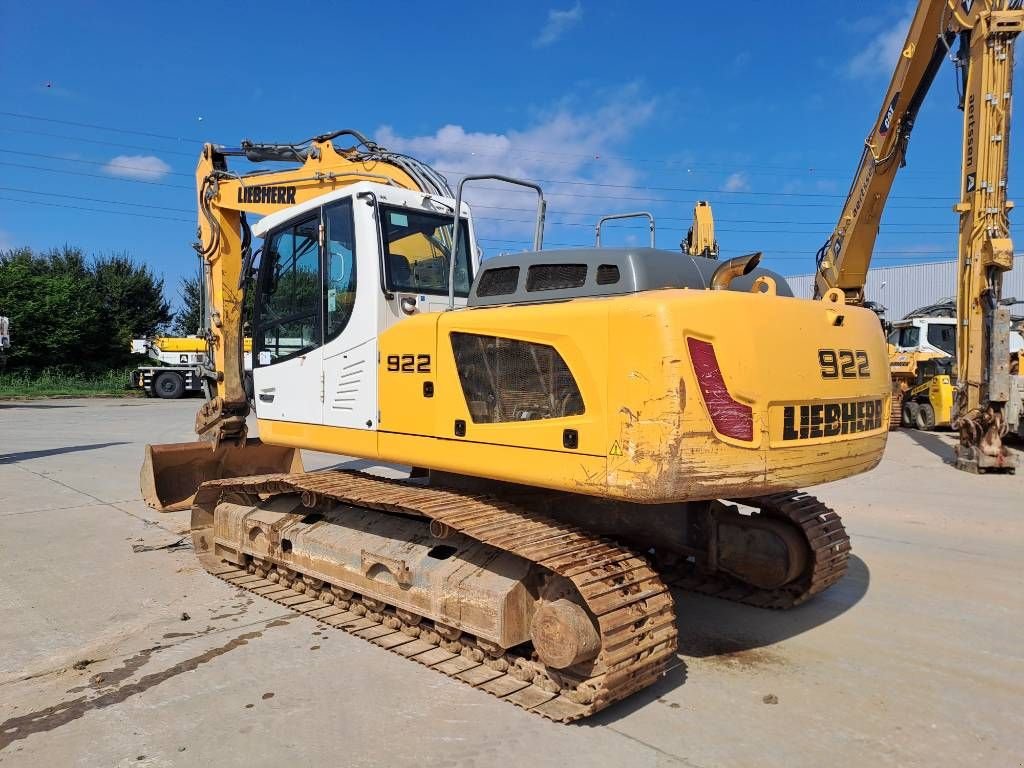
(814, 0), (1021, 472)
(139, 0), (1019, 721)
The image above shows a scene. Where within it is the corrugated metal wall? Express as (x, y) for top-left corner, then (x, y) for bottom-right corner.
(785, 259), (1024, 320)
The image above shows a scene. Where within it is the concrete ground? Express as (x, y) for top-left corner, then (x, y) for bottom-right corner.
(0, 398), (1021, 768)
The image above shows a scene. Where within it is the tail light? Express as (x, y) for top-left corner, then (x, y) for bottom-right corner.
(686, 337), (753, 441)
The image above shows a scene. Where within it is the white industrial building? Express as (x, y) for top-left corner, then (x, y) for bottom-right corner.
(785, 258), (1024, 320)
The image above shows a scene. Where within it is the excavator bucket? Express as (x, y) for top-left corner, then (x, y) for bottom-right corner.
(140, 438), (304, 512)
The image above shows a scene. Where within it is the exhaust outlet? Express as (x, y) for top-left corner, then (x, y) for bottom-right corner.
(710, 252), (762, 290)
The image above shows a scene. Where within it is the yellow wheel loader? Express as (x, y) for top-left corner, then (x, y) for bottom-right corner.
(141, 0), (1021, 720)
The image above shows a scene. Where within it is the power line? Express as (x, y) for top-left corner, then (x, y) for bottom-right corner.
(0, 160), (193, 189)
(0, 189), (967, 260)
(0, 125), (197, 158)
(0, 110), (205, 144)
(0, 184), (971, 235)
(0, 195), (192, 223)
(0, 140), (960, 202)
(0, 110), (959, 179)
(0, 147), (193, 178)
(0, 186), (193, 213)
(0, 150), (952, 210)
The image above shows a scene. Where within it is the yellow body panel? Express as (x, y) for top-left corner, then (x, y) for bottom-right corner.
(908, 374), (955, 426)
(262, 288), (890, 504)
(152, 337), (252, 353)
(889, 348), (945, 384)
(153, 337), (206, 353)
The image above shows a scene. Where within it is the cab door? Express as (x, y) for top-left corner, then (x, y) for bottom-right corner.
(321, 197), (379, 430)
(252, 211), (324, 425)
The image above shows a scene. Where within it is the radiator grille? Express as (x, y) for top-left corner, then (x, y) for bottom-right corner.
(450, 332), (585, 423)
(476, 266), (520, 297)
(526, 264), (587, 291)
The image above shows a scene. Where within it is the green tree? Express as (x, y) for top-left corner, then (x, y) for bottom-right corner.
(90, 253), (172, 364)
(0, 245), (171, 371)
(171, 272), (203, 336)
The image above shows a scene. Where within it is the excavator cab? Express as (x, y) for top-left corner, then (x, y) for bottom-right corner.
(247, 183), (476, 427)
(141, 181), (478, 511)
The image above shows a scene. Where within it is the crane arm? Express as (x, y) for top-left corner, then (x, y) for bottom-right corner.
(192, 132), (450, 444)
(816, 0), (1022, 471)
(951, 4), (1021, 469)
(683, 201), (719, 259)
(814, 0), (956, 302)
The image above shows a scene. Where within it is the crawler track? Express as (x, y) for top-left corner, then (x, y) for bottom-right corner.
(192, 471), (678, 722)
(668, 491), (851, 609)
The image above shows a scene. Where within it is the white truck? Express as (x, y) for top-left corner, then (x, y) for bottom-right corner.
(131, 336), (252, 399)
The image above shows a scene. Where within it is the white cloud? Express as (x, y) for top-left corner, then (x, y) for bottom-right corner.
(0, 230), (12, 250)
(375, 88), (655, 250)
(846, 12), (912, 78)
(721, 172), (749, 193)
(103, 154), (171, 181)
(535, 2), (583, 47)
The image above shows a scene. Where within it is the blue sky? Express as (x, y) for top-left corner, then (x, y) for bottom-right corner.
(1, 1), (1014, 308)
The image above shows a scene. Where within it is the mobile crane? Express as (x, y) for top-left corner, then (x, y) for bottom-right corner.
(139, 126), (888, 721)
(815, 0), (1022, 472)
(129, 336), (252, 399)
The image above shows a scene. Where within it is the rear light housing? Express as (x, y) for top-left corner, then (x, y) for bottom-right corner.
(686, 337), (754, 441)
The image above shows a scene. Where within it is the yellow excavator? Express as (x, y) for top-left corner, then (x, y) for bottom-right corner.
(139, 0), (1018, 721)
(141, 136), (880, 721)
(814, 0), (1020, 472)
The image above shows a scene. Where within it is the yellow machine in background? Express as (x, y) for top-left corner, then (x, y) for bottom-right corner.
(887, 313), (957, 429)
(905, 361), (956, 429)
(683, 200), (719, 259)
(130, 336), (253, 399)
(815, 0), (1021, 472)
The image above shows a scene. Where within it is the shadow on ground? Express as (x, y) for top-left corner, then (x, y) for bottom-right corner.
(0, 403), (83, 409)
(676, 555), (870, 658)
(903, 428), (956, 463)
(583, 555), (869, 724)
(0, 442), (129, 465)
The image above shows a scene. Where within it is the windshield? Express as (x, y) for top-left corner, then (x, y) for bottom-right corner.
(380, 205), (473, 297)
(927, 323), (956, 356)
(889, 326), (920, 349)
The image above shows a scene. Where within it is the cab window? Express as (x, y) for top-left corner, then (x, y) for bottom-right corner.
(256, 214), (321, 363)
(380, 206), (473, 297)
(927, 323), (956, 356)
(324, 200), (357, 343)
(896, 326), (920, 348)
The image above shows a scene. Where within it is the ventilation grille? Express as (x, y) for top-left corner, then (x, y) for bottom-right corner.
(596, 264), (620, 285)
(526, 264), (587, 291)
(476, 266), (520, 297)
(450, 332), (585, 423)
(331, 359), (365, 411)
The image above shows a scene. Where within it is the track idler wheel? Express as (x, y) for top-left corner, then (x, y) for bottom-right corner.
(530, 598), (601, 670)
